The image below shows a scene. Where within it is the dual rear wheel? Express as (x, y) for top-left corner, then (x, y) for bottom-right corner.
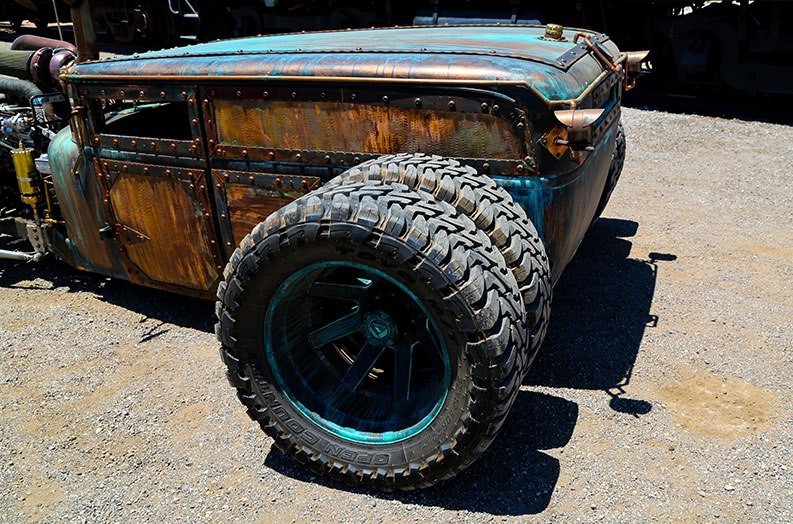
(216, 155), (551, 490)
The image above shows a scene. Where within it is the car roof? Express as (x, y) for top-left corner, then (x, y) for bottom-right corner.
(68, 25), (611, 102)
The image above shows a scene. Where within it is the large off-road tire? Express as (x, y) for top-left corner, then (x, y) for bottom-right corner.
(329, 153), (551, 373)
(593, 121), (626, 222)
(216, 181), (526, 490)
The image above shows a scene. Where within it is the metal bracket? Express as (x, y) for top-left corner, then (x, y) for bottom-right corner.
(540, 127), (570, 159)
(0, 220), (47, 262)
(98, 222), (150, 245)
(573, 33), (622, 74)
(26, 223), (48, 254)
(115, 223), (151, 245)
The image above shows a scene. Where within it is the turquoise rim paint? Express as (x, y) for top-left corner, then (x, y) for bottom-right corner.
(264, 261), (450, 444)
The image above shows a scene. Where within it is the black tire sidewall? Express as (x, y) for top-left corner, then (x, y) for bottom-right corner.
(231, 233), (475, 473)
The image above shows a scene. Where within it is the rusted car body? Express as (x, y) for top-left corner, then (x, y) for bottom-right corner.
(37, 26), (623, 295)
(1, 16), (640, 488)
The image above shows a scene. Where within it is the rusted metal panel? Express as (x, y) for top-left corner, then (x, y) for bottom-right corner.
(201, 85), (532, 176)
(107, 168), (219, 291)
(226, 185), (287, 246)
(214, 99), (524, 161)
(217, 170), (320, 246)
(95, 134), (204, 158)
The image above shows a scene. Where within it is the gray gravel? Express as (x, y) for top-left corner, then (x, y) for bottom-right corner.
(1, 107), (791, 523)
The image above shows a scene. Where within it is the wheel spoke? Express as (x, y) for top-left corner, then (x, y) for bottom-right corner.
(393, 342), (416, 402)
(425, 318), (442, 351)
(308, 280), (372, 303)
(335, 343), (385, 394)
(307, 309), (362, 349)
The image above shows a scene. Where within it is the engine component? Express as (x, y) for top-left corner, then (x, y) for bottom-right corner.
(2, 112), (36, 148)
(10, 34), (78, 54)
(11, 141), (43, 216)
(34, 152), (51, 176)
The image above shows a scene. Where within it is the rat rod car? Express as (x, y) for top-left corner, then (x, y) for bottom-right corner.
(0, 3), (643, 489)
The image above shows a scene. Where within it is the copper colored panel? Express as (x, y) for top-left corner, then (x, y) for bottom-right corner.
(215, 100), (522, 160)
(110, 173), (218, 290)
(226, 184), (302, 245)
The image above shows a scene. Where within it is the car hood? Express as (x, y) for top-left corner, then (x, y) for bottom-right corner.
(68, 25), (620, 102)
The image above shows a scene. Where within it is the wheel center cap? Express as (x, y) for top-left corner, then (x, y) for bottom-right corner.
(362, 311), (397, 347)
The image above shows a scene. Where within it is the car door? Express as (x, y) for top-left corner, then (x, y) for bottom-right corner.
(85, 85), (224, 296)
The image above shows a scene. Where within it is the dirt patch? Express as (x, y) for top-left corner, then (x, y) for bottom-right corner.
(658, 369), (778, 440)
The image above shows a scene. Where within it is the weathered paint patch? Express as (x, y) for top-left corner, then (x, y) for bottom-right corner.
(492, 174), (552, 241)
(225, 183), (301, 245)
(47, 128), (127, 278)
(109, 173), (218, 290)
(140, 25), (580, 62)
(215, 99), (523, 160)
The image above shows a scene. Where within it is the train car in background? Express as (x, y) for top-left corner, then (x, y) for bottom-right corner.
(203, 0), (789, 97)
(0, 0), (66, 31)
(1, 0), (791, 96)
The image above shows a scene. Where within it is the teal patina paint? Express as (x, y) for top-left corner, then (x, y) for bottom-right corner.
(108, 26), (580, 64)
(69, 25), (614, 103)
(492, 174), (553, 241)
(47, 127), (127, 277)
(46, 128), (85, 265)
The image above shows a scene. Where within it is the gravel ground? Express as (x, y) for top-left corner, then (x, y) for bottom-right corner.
(1, 106), (791, 523)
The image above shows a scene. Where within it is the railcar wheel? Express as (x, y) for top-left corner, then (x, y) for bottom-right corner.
(216, 182), (526, 490)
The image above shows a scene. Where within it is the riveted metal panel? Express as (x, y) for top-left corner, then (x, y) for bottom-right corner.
(214, 99), (524, 161)
(83, 85), (205, 159)
(100, 160), (223, 295)
(107, 170), (218, 291)
(215, 169), (320, 248)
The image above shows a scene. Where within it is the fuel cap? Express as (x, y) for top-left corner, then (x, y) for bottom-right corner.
(545, 24), (564, 41)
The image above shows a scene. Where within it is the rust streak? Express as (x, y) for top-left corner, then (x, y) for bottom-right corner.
(226, 184), (303, 245)
(215, 100), (522, 160)
(109, 173), (218, 290)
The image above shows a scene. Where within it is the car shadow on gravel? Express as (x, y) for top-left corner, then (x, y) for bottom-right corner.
(525, 217), (670, 416)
